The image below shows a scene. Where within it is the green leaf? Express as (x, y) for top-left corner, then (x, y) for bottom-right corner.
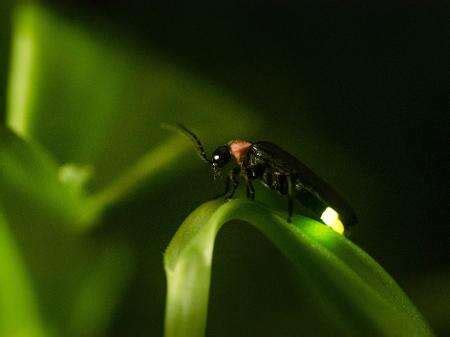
(0, 208), (47, 337)
(164, 200), (433, 337)
(0, 126), (86, 227)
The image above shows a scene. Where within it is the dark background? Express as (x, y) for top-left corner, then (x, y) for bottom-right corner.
(1, 1), (448, 336)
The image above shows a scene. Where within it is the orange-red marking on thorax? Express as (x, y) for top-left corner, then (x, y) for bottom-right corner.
(228, 140), (252, 165)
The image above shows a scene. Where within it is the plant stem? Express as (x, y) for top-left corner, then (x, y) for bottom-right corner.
(80, 136), (191, 229)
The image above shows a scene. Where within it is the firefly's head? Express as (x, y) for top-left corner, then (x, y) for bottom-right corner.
(162, 123), (232, 179)
(162, 123), (251, 180)
(211, 145), (231, 178)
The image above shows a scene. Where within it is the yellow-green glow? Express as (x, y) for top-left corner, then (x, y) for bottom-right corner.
(321, 207), (345, 235)
(7, 7), (37, 137)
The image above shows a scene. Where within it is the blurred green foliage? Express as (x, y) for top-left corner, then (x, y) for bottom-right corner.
(1, 3), (259, 337)
(0, 2), (446, 337)
(0, 208), (46, 337)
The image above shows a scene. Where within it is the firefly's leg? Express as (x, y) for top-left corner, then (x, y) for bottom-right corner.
(245, 174), (255, 200)
(226, 167), (241, 199)
(215, 167), (240, 199)
(287, 176), (294, 223)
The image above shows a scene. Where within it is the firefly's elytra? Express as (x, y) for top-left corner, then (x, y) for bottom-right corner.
(164, 123), (357, 234)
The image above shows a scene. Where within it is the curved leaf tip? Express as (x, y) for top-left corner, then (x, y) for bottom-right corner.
(164, 199), (433, 337)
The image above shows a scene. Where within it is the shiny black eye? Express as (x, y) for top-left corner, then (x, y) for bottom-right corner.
(211, 146), (231, 167)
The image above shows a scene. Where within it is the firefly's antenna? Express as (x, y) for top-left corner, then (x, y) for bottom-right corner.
(161, 123), (211, 163)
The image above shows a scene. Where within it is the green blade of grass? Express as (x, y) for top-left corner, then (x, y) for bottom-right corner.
(164, 199), (433, 337)
(0, 208), (47, 337)
(68, 243), (134, 337)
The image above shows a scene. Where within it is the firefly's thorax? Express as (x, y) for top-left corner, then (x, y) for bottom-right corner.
(228, 139), (252, 165)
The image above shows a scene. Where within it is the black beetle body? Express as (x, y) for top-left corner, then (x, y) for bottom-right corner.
(164, 123), (357, 233)
(244, 141), (357, 228)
